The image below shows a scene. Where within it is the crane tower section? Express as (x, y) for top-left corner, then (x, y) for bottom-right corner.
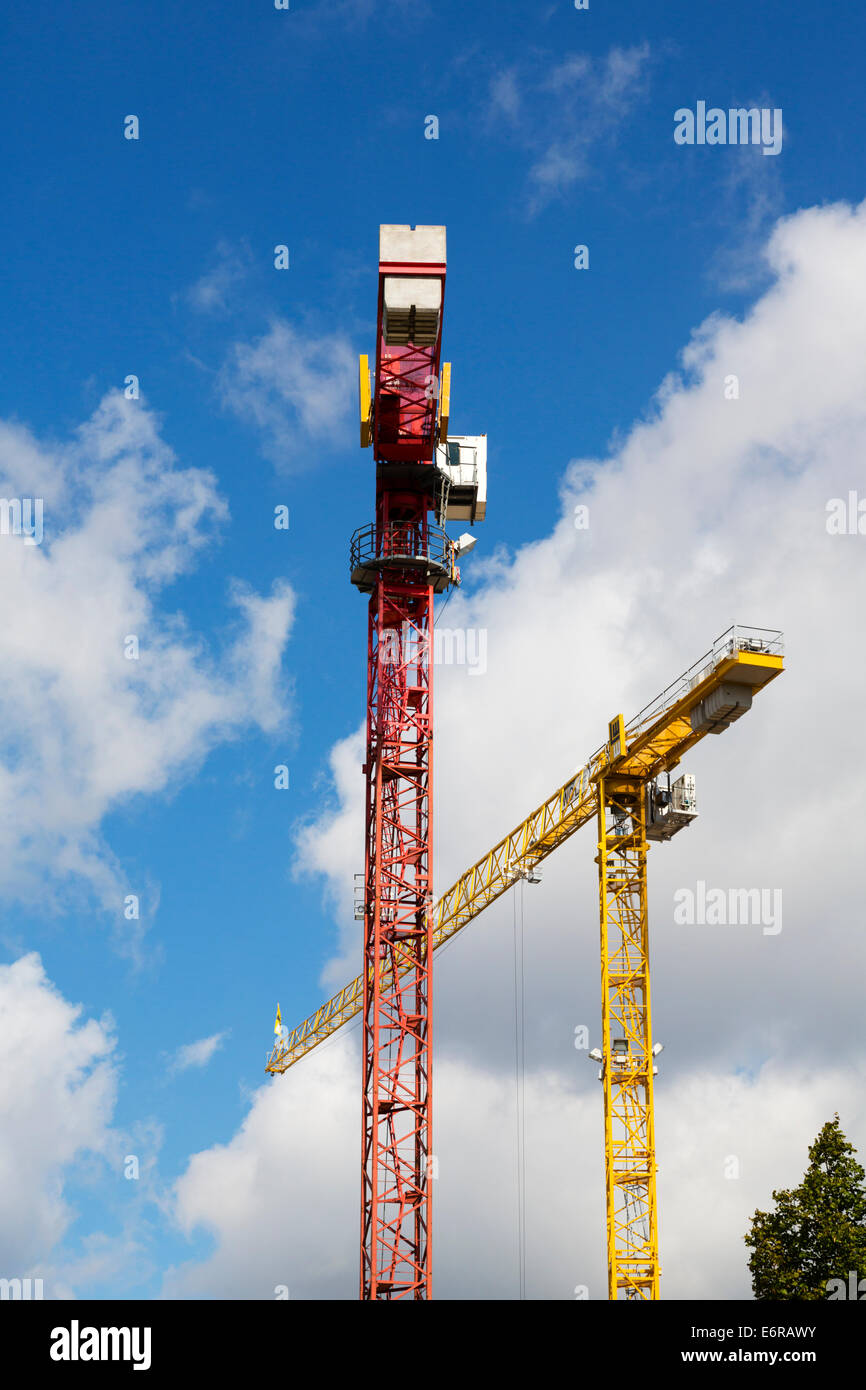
(596, 768), (658, 1299)
(352, 225), (484, 1299)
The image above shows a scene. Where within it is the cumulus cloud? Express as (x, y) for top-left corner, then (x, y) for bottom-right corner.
(164, 1032), (866, 1300)
(165, 1038), (358, 1300)
(166, 198), (866, 1297)
(293, 727), (365, 990)
(0, 953), (118, 1282)
(0, 953), (168, 1299)
(0, 390), (295, 953)
(218, 319), (357, 469)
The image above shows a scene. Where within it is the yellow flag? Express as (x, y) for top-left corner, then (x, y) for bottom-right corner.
(274, 1004), (282, 1035)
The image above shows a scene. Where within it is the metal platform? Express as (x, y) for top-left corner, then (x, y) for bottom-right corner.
(349, 522), (456, 594)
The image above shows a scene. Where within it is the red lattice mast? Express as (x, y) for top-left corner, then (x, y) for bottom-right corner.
(353, 226), (448, 1299)
(353, 226), (485, 1299)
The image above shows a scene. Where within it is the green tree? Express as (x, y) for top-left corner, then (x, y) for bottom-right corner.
(745, 1115), (866, 1299)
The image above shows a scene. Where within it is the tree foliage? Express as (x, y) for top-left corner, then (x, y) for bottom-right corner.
(745, 1115), (866, 1299)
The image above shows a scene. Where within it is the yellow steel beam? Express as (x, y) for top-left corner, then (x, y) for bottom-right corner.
(267, 626), (784, 1075)
(438, 361), (451, 441)
(359, 355), (372, 448)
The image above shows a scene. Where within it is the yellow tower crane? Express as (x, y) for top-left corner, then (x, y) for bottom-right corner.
(267, 624), (784, 1298)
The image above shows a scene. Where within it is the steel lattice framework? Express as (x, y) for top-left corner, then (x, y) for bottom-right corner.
(596, 774), (658, 1299)
(360, 550), (434, 1298)
(353, 228), (450, 1299)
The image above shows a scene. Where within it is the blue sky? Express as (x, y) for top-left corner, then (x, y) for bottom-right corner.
(2, 0), (866, 1300)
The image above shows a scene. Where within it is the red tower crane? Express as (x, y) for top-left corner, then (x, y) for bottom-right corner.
(351, 225), (485, 1299)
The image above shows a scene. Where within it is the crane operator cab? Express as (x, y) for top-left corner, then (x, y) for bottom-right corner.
(645, 773), (697, 842)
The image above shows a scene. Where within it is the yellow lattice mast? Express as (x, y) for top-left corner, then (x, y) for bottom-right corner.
(596, 761), (658, 1299)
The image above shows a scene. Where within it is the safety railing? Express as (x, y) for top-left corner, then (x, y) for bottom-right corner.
(349, 522), (456, 591)
(626, 625), (784, 741)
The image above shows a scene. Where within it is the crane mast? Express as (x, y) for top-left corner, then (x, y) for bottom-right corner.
(596, 767), (658, 1298)
(351, 226), (484, 1299)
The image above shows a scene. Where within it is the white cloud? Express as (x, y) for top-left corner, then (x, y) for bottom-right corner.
(0, 953), (118, 1282)
(166, 198), (866, 1296)
(169, 1032), (228, 1075)
(710, 144), (785, 291)
(186, 239), (251, 316)
(218, 319), (357, 469)
(0, 953), (166, 1299)
(165, 1037), (358, 1300)
(0, 390), (295, 953)
(164, 1030), (866, 1299)
(293, 727), (365, 990)
(484, 44), (653, 210)
(488, 68), (521, 123)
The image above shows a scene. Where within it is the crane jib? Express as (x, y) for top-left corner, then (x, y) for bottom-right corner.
(268, 628), (783, 1075)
